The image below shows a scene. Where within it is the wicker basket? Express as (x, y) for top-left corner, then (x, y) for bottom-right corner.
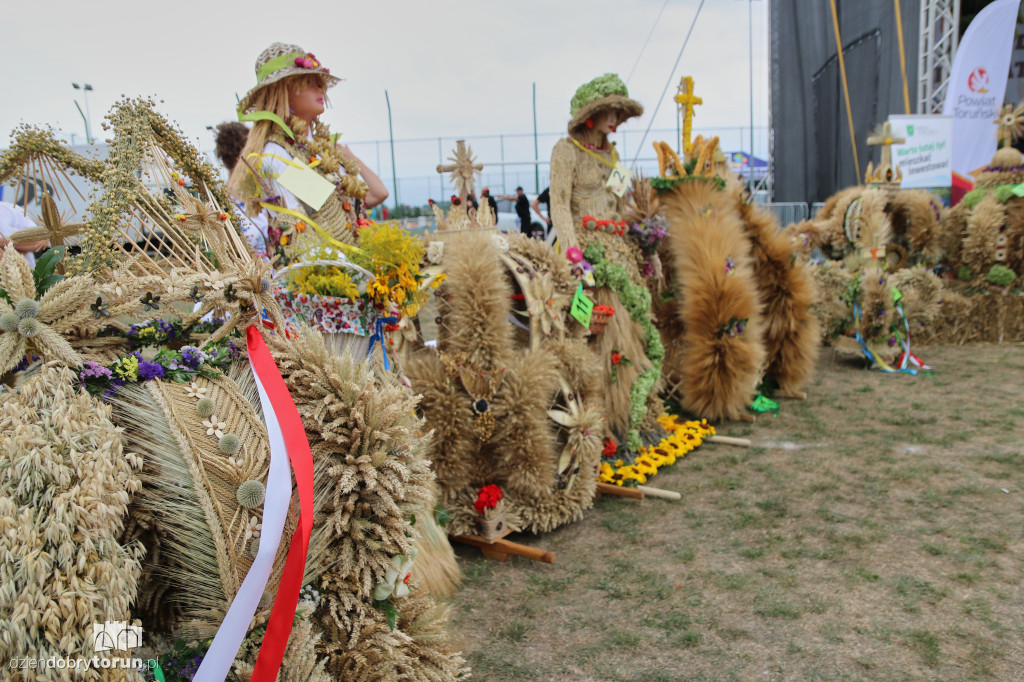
(589, 305), (615, 334)
(478, 510), (510, 543)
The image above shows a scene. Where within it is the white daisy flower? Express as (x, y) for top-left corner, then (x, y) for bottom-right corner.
(202, 415), (226, 438)
(186, 382), (207, 399)
(245, 516), (262, 540)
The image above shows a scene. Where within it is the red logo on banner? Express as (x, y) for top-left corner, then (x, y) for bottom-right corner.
(967, 67), (990, 93)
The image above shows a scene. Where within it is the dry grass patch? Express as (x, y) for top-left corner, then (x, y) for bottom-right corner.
(447, 343), (1024, 680)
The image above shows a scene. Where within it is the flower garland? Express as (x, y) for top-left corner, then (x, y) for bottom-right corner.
(77, 339), (239, 399)
(123, 317), (228, 349)
(582, 240), (665, 451)
(582, 215), (630, 236)
(598, 415), (714, 486)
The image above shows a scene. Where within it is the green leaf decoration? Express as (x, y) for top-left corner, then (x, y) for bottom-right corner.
(32, 246), (66, 296)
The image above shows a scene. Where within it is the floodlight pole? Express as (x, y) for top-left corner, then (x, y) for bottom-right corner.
(73, 100), (90, 144)
(532, 82), (540, 193)
(71, 82), (93, 143)
(384, 89), (399, 212)
(749, 0), (754, 186)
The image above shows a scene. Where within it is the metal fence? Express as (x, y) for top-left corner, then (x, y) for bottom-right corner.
(761, 202), (809, 228)
(343, 125), (770, 209)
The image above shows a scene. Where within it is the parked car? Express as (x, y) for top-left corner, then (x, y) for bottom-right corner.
(490, 196), (548, 238)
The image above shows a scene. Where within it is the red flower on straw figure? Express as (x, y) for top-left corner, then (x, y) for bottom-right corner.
(474, 484), (503, 514)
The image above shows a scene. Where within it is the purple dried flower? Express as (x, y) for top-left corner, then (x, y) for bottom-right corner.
(79, 361), (113, 382)
(138, 360), (166, 381)
(180, 345), (206, 369)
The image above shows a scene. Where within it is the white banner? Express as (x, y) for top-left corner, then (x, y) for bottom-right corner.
(942, 0), (1019, 194)
(888, 115), (952, 189)
(1005, 7), (1024, 105)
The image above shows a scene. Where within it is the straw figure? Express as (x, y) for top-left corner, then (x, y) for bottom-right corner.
(650, 135), (766, 421)
(730, 183), (820, 399)
(549, 73), (664, 453)
(405, 232), (604, 535)
(926, 105), (1024, 344)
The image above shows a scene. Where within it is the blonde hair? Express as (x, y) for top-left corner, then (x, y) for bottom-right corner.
(227, 74), (330, 215)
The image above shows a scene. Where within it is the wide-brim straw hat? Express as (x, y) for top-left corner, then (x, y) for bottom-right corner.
(238, 42), (341, 113)
(568, 73), (643, 134)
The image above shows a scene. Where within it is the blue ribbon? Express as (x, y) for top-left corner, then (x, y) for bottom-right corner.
(367, 316), (398, 370)
(851, 301), (917, 375)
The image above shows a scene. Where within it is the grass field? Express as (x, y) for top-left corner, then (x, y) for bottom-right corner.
(446, 343), (1024, 681)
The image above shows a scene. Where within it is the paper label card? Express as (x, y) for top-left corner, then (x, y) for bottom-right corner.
(277, 164), (336, 212)
(570, 282), (594, 327)
(606, 162), (632, 198)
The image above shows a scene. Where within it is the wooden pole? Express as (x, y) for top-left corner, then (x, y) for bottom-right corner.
(637, 485), (682, 501)
(451, 535), (556, 564)
(893, 0), (912, 114)
(829, 0), (861, 182)
(595, 482), (645, 499)
(708, 435), (753, 447)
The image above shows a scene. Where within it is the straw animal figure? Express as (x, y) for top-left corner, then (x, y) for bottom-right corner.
(944, 146), (1024, 288)
(405, 233), (603, 535)
(730, 181), (819, 398)
(653, 138), (766, 421)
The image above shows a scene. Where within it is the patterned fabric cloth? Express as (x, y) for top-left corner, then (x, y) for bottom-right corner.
(273, 285), (372, 336)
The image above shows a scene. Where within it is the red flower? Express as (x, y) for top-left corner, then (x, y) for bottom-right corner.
(602, 438), (618, 457)
(611, 352), (622, 365)
(474, 484), (503, 514)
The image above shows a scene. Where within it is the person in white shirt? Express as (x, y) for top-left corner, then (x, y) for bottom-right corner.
(0, 201), (47, 267)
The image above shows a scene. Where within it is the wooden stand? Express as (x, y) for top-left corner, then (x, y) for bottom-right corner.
(451, 534), (556, 564)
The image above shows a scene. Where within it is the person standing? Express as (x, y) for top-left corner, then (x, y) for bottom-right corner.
(500, 186), (533, 237)
(531, 186), (552, 235)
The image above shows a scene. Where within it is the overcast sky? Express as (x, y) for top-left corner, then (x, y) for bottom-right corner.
(1, 0), (769, 203)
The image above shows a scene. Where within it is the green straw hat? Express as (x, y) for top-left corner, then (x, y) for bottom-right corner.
(568, 73), (643, 134)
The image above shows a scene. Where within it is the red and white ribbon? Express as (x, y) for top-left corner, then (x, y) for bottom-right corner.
(193, 326), (314, 681)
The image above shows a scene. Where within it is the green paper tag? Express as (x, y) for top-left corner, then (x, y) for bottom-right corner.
(750, 394), (779, 413)
(1013, 183), (1024, 197)
(570, 282), (594, 327)
(890, 286), (903, 304)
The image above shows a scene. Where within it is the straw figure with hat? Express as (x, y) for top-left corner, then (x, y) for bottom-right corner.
(549, 74), (665, 454)
(228, 43), (436, 366)
(227, 42), (389, 254)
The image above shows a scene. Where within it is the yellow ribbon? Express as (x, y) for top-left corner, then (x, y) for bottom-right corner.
(258, 203), (359, 256)
(571, 138), (619, 169)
